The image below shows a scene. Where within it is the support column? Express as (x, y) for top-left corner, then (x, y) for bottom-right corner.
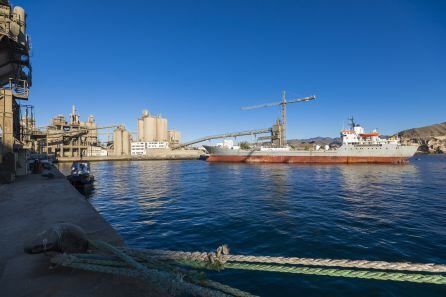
(0, 89), (14, 153)
(0, 89), (16, 183)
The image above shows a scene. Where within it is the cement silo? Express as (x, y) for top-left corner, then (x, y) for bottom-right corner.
(161, 118), (168, 141)
(153, 116), (168, 142)
(122, 129), (131, 155)
(114, 126), (131, 155)
(113, 127), (123, 156)
(8, 6), (27, 46)
(144, 116), (157, 142)
(137, 118), (144, 141)
(138, 109), (170, 142)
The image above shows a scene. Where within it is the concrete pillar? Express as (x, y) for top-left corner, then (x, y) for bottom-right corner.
(0, 89), (16, 183)
(16, 148), (28, 176)
(0, 89), (14, 154)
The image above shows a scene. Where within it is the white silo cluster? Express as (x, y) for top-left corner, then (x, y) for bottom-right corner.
(131, 110), (181, 156)
(137, 109), (168, 142)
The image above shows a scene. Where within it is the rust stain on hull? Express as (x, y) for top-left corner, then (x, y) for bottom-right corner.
(207, 155), (409, 164)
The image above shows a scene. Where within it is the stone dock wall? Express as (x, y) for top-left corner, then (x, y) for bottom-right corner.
(0, 168), (166, 297)
(57, 149), (203, 163)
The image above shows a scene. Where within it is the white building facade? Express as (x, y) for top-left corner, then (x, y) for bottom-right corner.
(131, 141), (169, 155)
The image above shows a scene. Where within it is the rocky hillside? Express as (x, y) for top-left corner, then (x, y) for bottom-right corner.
(397, 122), (446, 139)
(397, 122), (446, 153)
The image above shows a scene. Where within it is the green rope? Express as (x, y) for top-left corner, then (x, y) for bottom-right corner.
(58, 253), (258, 297)
(224, 262), (446, 285)
(173, 259), (446, 285)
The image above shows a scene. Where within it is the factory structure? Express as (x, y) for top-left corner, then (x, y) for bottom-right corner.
(44, 106), (109, 158)
(0, 1), (32, 183)
(38, 107), (183, 158)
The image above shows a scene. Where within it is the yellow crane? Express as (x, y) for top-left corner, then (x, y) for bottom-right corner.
(241, 91), (316, 146)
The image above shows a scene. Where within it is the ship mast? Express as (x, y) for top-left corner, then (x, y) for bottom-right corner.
(241, 91), (316, 147)
(348, 116), (356, 130)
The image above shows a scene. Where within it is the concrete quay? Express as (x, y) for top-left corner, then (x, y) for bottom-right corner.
(57, 149), (203, 163)
(0, 168), (166, 297)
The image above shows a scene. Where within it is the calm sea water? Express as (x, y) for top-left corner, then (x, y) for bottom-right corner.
(60, 155), (446, 296)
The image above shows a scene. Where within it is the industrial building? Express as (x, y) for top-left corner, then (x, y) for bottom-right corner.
(0, 1), (32, 183)
(168, 130), (181, 145)
(45, 106), (101, 158)
(130, 141), (169, 155)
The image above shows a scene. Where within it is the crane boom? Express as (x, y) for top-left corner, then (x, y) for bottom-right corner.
(241, 92), (316, 146)
(241, 101), (283, 110)
(241, 95), (315, 110)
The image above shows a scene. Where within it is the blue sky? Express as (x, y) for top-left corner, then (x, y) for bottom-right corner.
(17, 0), (446, 141)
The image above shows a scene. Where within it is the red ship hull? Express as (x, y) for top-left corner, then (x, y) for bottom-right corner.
(207, 155), (408, 164)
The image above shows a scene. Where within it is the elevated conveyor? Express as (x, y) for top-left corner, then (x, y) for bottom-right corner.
(172, 128), (272, 149)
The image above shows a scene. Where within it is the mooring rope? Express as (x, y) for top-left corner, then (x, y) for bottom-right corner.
(223, 263), (446, 285)
(178, 260), (446, 285)
(122, 246), (446, 274)
(50, 240), (446, 297)
(69, 250), (446, 285)
(89, 240), (233, 297)
(52, 241), (256, 297)
(56, 254), (257, 297)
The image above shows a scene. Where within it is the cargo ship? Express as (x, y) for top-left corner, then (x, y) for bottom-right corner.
(203, 121), (418, 164)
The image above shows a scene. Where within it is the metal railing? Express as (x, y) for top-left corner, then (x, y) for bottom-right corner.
(8, 79), (29, 99)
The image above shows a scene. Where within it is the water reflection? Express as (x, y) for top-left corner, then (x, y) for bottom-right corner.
(335, 163), (421, 243)
(337, 163), (418, 192)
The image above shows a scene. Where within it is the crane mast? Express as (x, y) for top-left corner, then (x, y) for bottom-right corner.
(281, 91), (287, 146)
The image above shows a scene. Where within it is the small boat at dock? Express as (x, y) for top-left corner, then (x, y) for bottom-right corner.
(67, 161), (94, 187)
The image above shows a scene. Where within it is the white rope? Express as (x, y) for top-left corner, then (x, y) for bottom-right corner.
(124, 248), (446, 274)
